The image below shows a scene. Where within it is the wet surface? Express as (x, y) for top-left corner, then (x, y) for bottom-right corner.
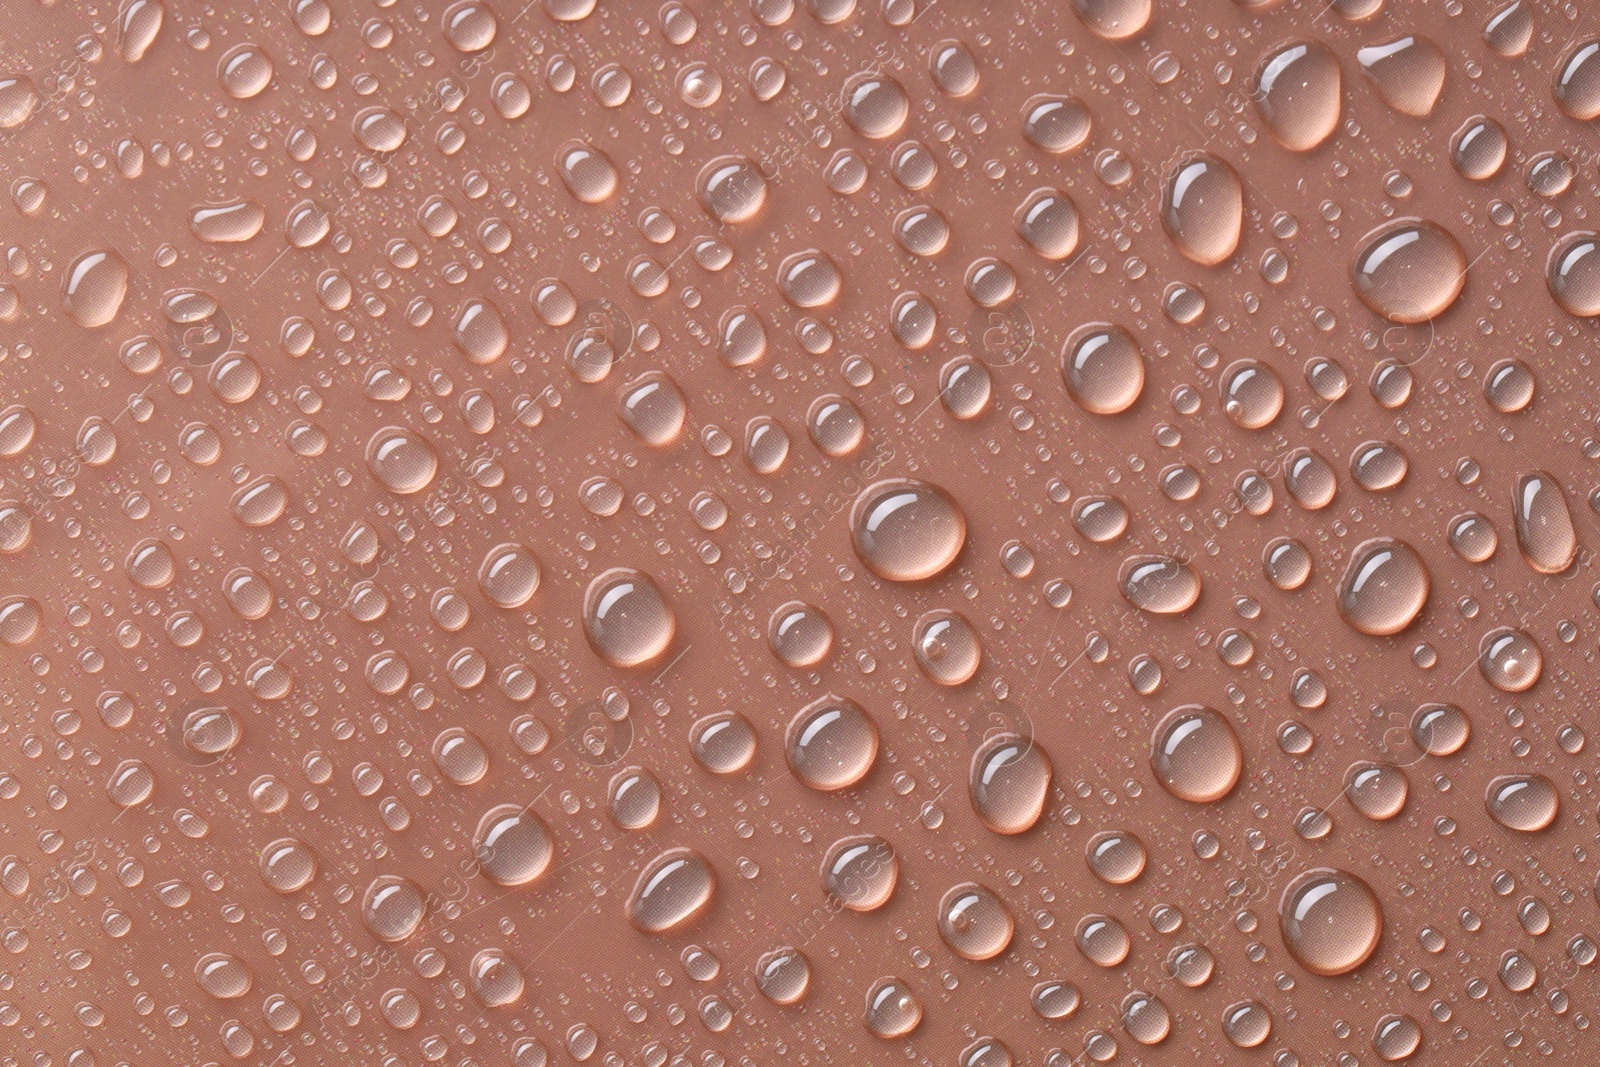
(1, 0), (1600, 1064)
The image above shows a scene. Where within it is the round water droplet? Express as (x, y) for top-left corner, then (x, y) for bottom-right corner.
(1220, 359), (1284, 428)
(756, 947), (811, 1004)
(453, 299), (509, 364)
(1547, 231), (1600, 317)
(366, 426), (438, 494)
(1086, 831), (1146, 884)
(1349, 440), (1408, 491)
(107, 759), (154, 806)
(470, 948), (525, 1007)
(822, 835), (897, 911)
(1351, 218), (1466, 324)
(1478, 626), (1541, 692)
(1061, 323), (1145, 415)
(841, 72), (908, 138)
(478, 543), (541, 609)
(583, 568), (675, 667)
(690, 711), (758, 774)
(1336, 537), (1430, 636)
(1484, 1), (1532, 57)
(362, 875), (426, 942)
(1076, 914), (1131, 966)
(937, 882), (1015, 961)
(1555, 40), (1600, 120)
(864, 977), (922, 1038)
(0, 596), (41, 646)
(442, 0), (498, 52)
(259, 838), (317, 893)
(195, 953), (254, 999)
(1279, 867), (1383, 976)
(1150, 705), (1241, 803)
(1263, 537), (1313, 590)
(1254, 41), (1341, 151)
(473, 805), (554, 885)
(1373, 1014), (1422, 1061)
(697, 156), (767, 222)
(1450, 115), (1507, 181)
(1121, 992), (1170, 1045)
(1223, 1001), (1273, 1048)
(786, 696), (879, 791)
(1015, 188), (1080, 260)
(1411, 703), (1469, 756)
(218, 44), (274, 99)
(912, 610), (982, 685)
(969, 733), (1053, 834)
(1344, 761), (1408, 820)
(850, 479), (966, 582)
(769, 602), (833, 667)
(776, 249), (842, 308)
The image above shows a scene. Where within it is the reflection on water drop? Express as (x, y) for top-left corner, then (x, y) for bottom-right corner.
(1254, 41), (1341, 151)
(786, 696), (879, 791)
(1150, 705), (1241, 803)
(937, 882), (1015, 961)
(583, 568), (675, 667)
(822, 835), (897, 911)
(969, 733), (1052, 834)
(1160, 153), (1243, 266)
(627, 848), (716, 934)
(1279, 867), (1383, 976)
(850, 479), (967, 582)
(1336, 538), (1430, 636)
(1485, 774), (1558, 832)
(864, 976), (922, 1038)
(1478, 626), (1542, 692)
(1119, 555), (1201, 614)
(1351, 218), (1466, 323)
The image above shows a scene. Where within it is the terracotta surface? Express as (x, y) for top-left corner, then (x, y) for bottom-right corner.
(0, 0), (1597, 1064)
